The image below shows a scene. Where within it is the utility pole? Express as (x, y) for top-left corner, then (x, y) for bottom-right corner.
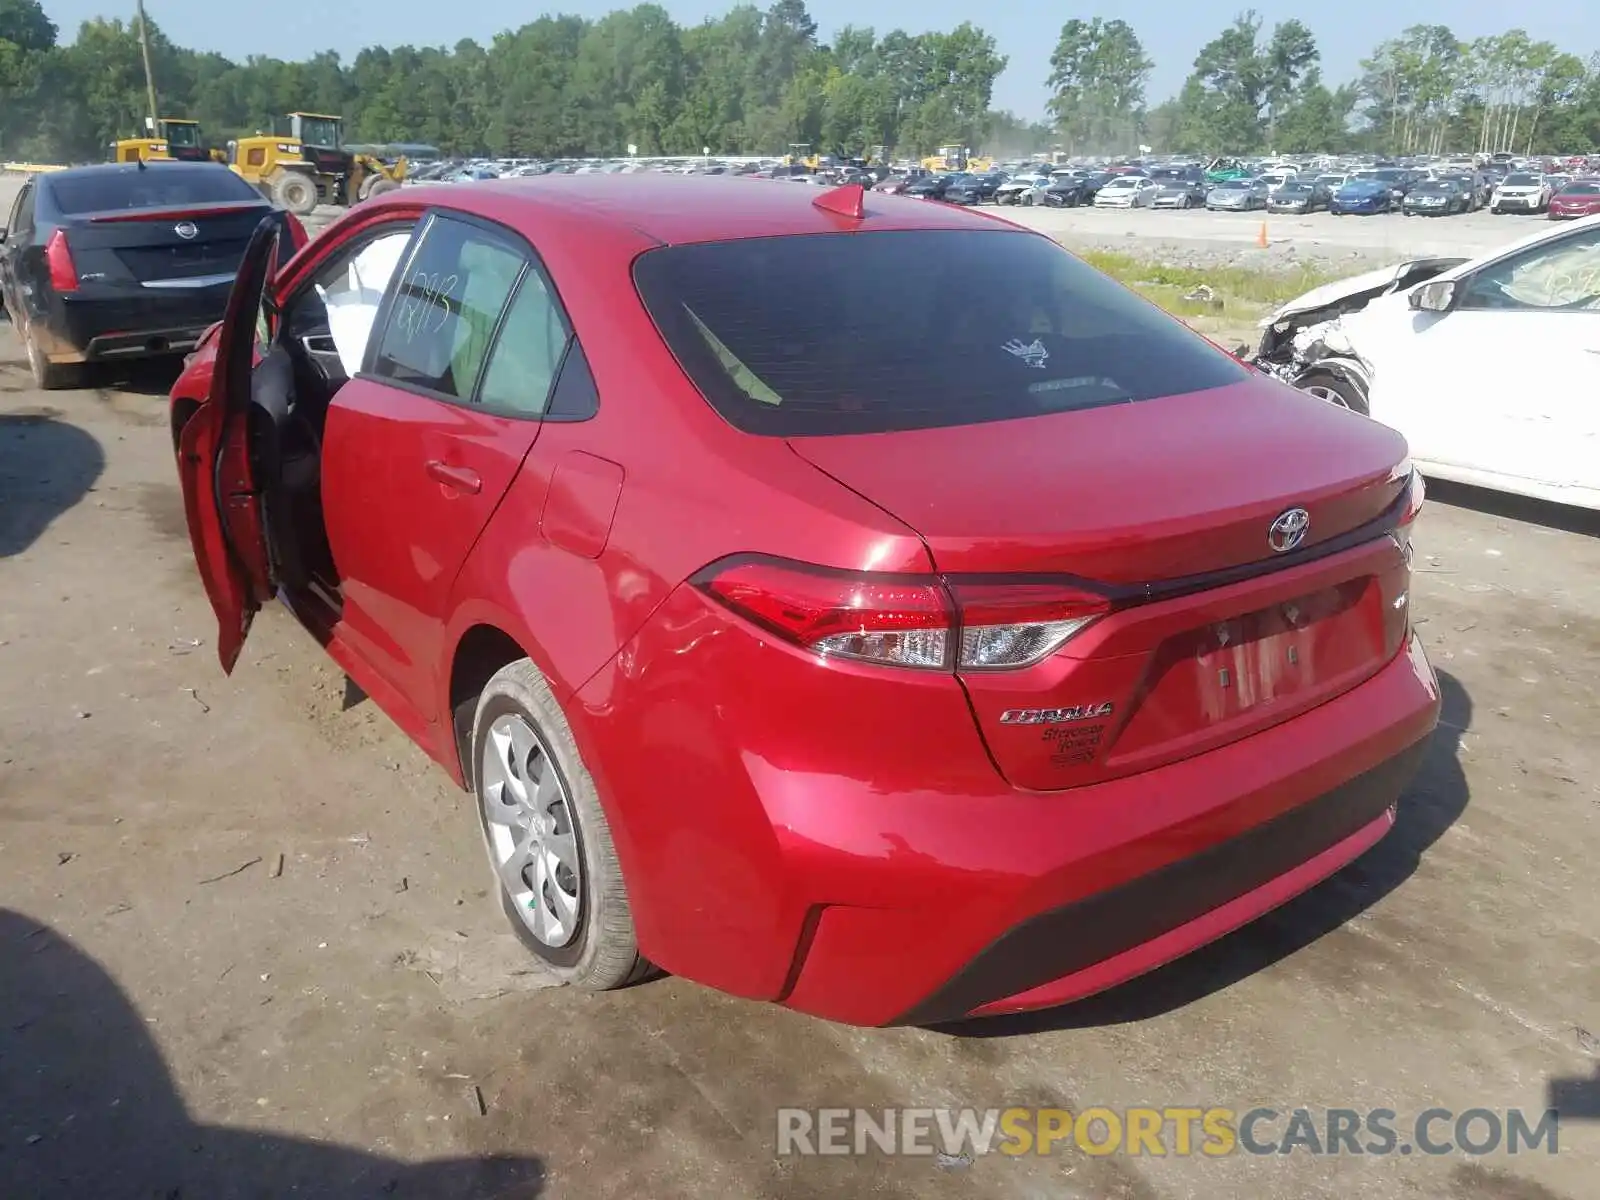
(135, 0), (159, 133)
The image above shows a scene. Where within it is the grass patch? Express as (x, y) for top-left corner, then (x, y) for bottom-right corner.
(1076, 250), (1336, 306)
(1074, 249), (1339, 348)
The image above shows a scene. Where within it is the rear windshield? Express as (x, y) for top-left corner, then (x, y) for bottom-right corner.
(45, 166), (261, 215)
(632, 230), (1248, 437)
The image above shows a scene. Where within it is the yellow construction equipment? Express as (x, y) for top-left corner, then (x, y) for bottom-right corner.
(919, 145), (995, 174)
(110, 118), (223, 164)
(227, 113), (406, 215)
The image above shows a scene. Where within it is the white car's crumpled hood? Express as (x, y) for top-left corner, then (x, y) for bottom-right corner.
(1263, 262), (1430, 324)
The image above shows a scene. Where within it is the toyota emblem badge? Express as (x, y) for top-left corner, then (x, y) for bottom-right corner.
(1268, 507), (1310, 554)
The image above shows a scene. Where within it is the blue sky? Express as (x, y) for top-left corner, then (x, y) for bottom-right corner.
(41, 1), (1600, 119)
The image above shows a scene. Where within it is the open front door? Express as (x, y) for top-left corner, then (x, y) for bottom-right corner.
(177, 218), (281, 673)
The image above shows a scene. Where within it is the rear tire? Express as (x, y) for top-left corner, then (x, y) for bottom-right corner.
(24, 324), (79, 391)
(470, 658), (651, 990)
(270, 171), (318, 216)
(1297, 371), (1370, 416)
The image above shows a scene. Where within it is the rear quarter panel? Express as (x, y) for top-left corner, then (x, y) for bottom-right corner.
(434, 200), (930, 845)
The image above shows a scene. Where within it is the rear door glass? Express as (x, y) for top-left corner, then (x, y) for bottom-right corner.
(633, 229), (1247, 436)
(477, 269), (572, 417)
(370, 214), (527, 399)
(45, 167), (262, 214)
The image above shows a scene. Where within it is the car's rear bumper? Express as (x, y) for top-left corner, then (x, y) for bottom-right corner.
(577, 574), (1440, 1025)
(41, 284), (234, 363)
(897, 741), (1419, 1023)
(782, 635), (1435, 1025)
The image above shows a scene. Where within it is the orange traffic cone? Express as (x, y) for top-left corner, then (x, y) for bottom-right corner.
(1256, 221), (1269, 249)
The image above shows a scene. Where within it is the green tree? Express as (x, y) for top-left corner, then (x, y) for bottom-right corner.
(0, 0), (54, 52)
(1046, 18), (1153, 155)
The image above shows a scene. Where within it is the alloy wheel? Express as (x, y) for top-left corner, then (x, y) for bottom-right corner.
(479, 712), (584, 948)
(1302, 383), (1352, 410)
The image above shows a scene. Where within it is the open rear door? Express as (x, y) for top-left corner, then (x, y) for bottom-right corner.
(177, 217), (281, 673)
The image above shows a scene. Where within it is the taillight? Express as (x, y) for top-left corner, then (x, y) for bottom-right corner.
(697, 558), (951, 669)
(946, 580), (1112, 669)
(694, 557), (1111, 671)
(1389, 467), (1424, 564)
(45, 229), (78, 292)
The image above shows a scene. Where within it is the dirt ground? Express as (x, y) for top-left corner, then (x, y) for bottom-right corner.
(1, 319), (1598, 1199)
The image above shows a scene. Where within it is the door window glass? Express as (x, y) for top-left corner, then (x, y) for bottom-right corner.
(1459, 230), (1600, 312)
(477, 269), (571, 417)
(303, 228), (415, 374)
(8, 184), (32, 234)
(371, 215), (526, 399)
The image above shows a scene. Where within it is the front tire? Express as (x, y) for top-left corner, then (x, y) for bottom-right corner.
(471, 658), (649, 989)
(1297, 370), (1370, 416)
(270, 171), (318, 216)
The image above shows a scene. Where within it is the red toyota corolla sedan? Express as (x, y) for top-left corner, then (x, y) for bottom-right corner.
(171, 175), (1439, 1026)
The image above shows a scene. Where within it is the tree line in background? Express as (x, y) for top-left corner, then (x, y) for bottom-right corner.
(2, 0), (1599, 163)
(1051, 13), (1600, 157)
(0, 0), (1005, 161)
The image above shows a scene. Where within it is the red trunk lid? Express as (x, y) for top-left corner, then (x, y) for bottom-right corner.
(789, 378), (1407, 580)
(790, 378), (1415, 790)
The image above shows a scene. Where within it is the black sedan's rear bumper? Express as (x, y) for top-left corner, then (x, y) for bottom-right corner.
(39, 280), (233, 364)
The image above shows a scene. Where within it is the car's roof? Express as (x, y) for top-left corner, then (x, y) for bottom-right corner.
(40, 161), (228, 184)
(420, 173), (1019, 246)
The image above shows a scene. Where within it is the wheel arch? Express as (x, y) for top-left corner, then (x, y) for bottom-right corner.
(446, 621), (537, 790)
(171, 395), (202, 454)
(1297, 355), (1372, 395)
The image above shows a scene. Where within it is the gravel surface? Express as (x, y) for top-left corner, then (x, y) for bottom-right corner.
(1000, 204), (1543, 276)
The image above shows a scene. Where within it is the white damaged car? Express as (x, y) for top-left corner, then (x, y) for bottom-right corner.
(1250, 213), (1600, 509)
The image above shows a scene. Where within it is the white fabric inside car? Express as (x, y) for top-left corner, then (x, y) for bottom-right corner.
(318, 233), (412, 376)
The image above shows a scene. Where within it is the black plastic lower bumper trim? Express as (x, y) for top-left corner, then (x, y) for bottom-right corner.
(896, 737), (1430, 1026)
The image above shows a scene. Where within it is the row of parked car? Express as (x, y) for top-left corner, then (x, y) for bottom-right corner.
(873, 161), (1600, 220)
(407, 150), (1600, 224)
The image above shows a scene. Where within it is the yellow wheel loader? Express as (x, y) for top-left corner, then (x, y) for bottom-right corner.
(111, 119), (225, 164)
(227, 113), (406, 216)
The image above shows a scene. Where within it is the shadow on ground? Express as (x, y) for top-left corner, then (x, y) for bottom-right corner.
(0, 412), (105, 558)
(0, 909), (545, 1199)
(1426, 479), (1600, 538)
(89, 357), (187, 397)
(942, 670), (1472, 1037)
(1548, 1065), (1600, 1122)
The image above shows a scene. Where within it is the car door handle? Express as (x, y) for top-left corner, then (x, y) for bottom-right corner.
(425, 460), (481, 494)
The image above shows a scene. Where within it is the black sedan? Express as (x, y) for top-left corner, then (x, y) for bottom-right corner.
(901, 173), (966, 201)
(0, 162), (301, 389)
(1036, 178), (1088, 207)
(942, 172), (1009, 205)
(1266, 181), (1330, 213)
(1402, 178), (1471, 216)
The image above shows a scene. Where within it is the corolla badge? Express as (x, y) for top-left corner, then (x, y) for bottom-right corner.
(1002, 338), (1049, 369)
(174, 221), (199, 240)
(1268, 507), (1310, 553)
(999, 702), (1113, 726)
